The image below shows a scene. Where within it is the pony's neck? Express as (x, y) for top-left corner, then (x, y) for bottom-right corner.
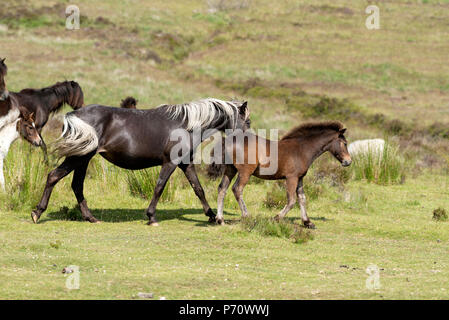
(305, 132), (336, 166)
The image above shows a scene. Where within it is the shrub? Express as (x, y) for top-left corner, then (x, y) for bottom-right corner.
(311, 154), (351, 186)
(433, 208), (448, 221)
(350, 141), (406, 185)
(264, 181), (285, 209)
(241, 215), (314, 244)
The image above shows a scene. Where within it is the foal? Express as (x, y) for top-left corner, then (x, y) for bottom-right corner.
(10, 80), (84, 159)
(208, 121), (352, 228)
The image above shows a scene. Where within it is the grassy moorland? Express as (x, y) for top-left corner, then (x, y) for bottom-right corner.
(0, 0), (449, 299)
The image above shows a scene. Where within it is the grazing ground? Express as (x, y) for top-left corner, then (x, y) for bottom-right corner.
(1, 0), (449, 299)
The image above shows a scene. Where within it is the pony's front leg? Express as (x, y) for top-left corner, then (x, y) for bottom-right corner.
(31, 156), (80, 223)
(179, 163), (215, 223)
(216, 165), (237, 225)
(274, 176), (298, 221)
(296, 178), (315, 229)
(232, 172), (251, 219)
(145, 162), (177, 226)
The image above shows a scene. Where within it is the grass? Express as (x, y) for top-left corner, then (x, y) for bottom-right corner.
(0, 141), (49, 210)
(125, 168), (175, 202)
(1, 0), (449, 299)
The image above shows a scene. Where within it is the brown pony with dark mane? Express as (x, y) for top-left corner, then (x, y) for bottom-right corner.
(10, 80), (84, 159)
(208, 121), (352, 228)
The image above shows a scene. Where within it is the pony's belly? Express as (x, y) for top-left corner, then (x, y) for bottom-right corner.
(99, 152), (162, 170)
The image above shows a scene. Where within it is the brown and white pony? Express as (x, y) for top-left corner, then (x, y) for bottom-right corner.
(208, 121), (352, 228)
(0, 58), (43, 190)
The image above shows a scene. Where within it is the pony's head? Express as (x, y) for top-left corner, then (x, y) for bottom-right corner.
(0, 58), (9, 101)
(231, 101), (251, 132)
(328, 127), (352, 167)
(17, 106), (43, 147)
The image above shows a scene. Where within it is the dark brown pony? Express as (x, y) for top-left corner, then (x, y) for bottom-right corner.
(208, 121), (352, 228)
(10, 80), (84, 159)
(120, 96), (137, 109)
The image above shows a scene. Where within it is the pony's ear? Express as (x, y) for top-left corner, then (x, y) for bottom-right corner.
(0, 58), (5, 64)
(239, 101), (248, 116)
(339, 128), (347, 135)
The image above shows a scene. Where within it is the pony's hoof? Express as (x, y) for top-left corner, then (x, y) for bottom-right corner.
(148, 221), (159, 227)
(206, 209), (216, 223)
(208, 216), (216, 223)
(304, 222), (316, 229)
(89, 218), (101, 223)
(31, 211), (40, 224)
(216, 218), (225, 225)
(273, 215), (281, 222)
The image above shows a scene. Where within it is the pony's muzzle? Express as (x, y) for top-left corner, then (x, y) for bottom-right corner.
(342, 159), (352, 167)
(32, 136), (43, 147)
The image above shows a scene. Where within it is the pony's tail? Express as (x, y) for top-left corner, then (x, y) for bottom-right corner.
(53, 114), (98, 158)
(207, 137), (226, 180)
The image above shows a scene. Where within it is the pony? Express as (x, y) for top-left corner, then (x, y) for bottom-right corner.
(10, 80), (84, 160)
(0, 59), (43, 189)
(120, 96), (138, 109)
(31, 98), (250, 225)
(207, 121), (351, 228)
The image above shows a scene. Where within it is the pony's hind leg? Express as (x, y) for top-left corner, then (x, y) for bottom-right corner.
(232, 171), (251, 219)
(296, 177), (315, 229)
(145, 161), (177, 226)
(179, 163), (215, 223)
(71, 157), (98, 223)
(216, 165), (237, 225)
(274, 176), (298, 221)
(31, 155), (90, 223)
